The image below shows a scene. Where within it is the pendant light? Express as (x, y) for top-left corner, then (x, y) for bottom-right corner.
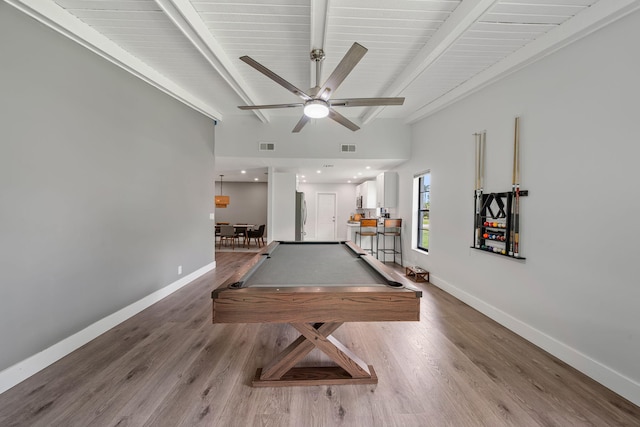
(215, 174), (229, 208)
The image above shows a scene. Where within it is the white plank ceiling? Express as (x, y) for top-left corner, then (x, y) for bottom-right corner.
(6, 0), (640, 181)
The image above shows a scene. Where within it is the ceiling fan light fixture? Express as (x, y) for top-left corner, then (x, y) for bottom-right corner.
(304, 100), (329, 118)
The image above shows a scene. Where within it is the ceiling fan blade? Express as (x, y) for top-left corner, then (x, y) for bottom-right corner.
(240, 56), (311, 101)
(330, 97), (405, 107)
(238, 103), (304, 110)
(318, 43), (367, 100)
(292, 115), (311, 133)
(328, 109), (360, 132)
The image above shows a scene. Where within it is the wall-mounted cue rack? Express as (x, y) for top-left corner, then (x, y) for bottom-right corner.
(474, 191), (527, 259)
(472, 117), (528, 260)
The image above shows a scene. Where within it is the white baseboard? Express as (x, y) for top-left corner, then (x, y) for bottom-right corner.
(0, 261), (216, 395)
(429, 274), (640, 406)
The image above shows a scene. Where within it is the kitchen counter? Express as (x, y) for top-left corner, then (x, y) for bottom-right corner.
(347, 219), (384, 226)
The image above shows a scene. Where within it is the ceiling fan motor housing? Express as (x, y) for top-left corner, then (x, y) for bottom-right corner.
(310, 49), (325, 62)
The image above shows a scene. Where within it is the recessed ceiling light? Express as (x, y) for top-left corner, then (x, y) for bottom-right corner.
(347, 180), (351, 183)
(241, 170), (246, 174)
(366, 166), (371, 170)
(254, 178), (259, 181)
(316, 170), (321, 174)
(358, 172), (362, 175)
(301, 175), (305, 178)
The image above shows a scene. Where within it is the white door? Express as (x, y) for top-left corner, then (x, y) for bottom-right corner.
(316, 193), (337, 240)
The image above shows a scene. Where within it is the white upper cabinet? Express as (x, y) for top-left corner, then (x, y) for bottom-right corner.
(361, 180), (377, 209)
(376, 172), (398, 208)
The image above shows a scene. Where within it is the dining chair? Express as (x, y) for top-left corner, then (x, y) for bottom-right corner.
(234, 225), (248, 247)
(215, 225), (221, 246)
(218, 225), (237, 249)
(247, 224), (266, 248)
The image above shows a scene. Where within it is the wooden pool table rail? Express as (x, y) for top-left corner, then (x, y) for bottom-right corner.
(212, 285), (420, 323)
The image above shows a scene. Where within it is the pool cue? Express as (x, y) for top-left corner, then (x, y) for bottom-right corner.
(475, 131), (486, 248)
(480, 131), (486, 245)
(474, 132), (479, 247)
(511, 117), (521, 257)
(473, 133), (482, 248)
(481, 131), (486, 194)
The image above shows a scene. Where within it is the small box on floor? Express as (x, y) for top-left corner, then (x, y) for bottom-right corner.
(405, 266), (429, 282)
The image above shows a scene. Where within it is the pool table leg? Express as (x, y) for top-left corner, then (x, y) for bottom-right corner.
(253, 322), (378, 387)
(260, 322), (342, 380)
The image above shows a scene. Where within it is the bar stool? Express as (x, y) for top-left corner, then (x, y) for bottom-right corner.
(377, 218), (402, 265)
(355, 218), (378, 256)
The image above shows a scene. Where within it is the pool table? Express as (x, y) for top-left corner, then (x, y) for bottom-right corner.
(211, 241), (422, 387)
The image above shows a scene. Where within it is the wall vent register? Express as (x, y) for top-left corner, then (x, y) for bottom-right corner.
(259, 142), (275, 151)
(341, 144), (356, 153)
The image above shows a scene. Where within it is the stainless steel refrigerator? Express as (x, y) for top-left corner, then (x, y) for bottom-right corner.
(295, 191), (306, 241)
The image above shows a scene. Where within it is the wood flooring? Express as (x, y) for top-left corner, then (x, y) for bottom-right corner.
(0, 252), (638, 426)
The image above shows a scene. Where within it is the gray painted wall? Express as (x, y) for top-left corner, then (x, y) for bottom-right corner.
(0, 5), (215, 371)
(214, 181), (268, 229)
(393, 9), (640, 404)
(215, 115), (411, 161)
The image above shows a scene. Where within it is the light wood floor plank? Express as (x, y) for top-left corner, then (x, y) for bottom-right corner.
(0, 252), (638, 426)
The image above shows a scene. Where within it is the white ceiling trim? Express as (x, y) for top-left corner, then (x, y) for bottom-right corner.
(311, 1), (330, 50)
(155, 0), (269, 123)
(406, 0), (640, 124)
(7, 0), (223, 121)
(361, 0), (499, 124)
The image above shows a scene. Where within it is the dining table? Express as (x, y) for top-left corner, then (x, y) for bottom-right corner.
(216, 224), (256, 248)
(232, 224), (255, 247)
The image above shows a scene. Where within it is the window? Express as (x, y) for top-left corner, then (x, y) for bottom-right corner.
(417, 172), (430, 252)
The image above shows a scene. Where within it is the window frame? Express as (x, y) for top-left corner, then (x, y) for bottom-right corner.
(417, 172), (430, 252)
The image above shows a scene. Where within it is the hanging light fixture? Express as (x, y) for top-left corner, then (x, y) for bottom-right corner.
(215, 174), (229, 208)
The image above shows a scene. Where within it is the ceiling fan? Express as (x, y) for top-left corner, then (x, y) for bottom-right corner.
(237, 43), (405, 133)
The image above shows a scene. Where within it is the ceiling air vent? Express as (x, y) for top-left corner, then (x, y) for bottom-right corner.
(259, 142), (275, 151)
(341, 144), (356, 153)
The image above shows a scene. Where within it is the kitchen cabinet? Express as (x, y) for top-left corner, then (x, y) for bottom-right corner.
(361, 180), (377, 209)
(355, 180), (376, 209)
(376, 172), (398, 208)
